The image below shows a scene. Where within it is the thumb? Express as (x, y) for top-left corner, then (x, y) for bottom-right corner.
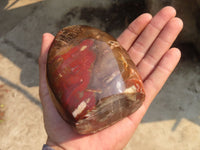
(39, 33), (54, 104)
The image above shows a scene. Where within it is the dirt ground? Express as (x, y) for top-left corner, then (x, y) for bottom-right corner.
(0, 0), (200, 150)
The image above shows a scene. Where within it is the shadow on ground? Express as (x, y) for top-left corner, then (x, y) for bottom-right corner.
(0, 0), (199, 131)
(0, 0), (44, 37)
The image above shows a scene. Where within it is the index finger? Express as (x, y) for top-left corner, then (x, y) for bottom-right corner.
(117, 13), (152, 50)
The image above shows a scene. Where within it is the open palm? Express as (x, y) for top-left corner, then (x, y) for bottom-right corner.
(39, 6), (183, 150)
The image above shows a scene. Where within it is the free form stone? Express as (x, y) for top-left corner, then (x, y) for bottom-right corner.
(47, 25), (145, 134)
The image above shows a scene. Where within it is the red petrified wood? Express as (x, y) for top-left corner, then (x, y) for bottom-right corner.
(47, 25), (145, 134)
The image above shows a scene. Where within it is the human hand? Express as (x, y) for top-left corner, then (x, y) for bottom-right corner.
(39, 6), (183, 150)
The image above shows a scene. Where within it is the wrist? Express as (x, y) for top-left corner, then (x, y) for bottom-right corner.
(45, 138), (65, 150)
(43, 145), (63, 150)
(45, 137), (80, 150)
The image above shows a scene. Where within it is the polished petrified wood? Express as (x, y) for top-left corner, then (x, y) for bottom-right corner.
(47, 25), (145, 134)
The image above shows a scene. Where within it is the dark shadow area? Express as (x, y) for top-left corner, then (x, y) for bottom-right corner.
(0, 0), (199, 131)
(176, 42), (200, 63)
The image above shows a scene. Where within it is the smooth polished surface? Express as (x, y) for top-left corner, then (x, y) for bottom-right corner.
(47, 25), (145, 134)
